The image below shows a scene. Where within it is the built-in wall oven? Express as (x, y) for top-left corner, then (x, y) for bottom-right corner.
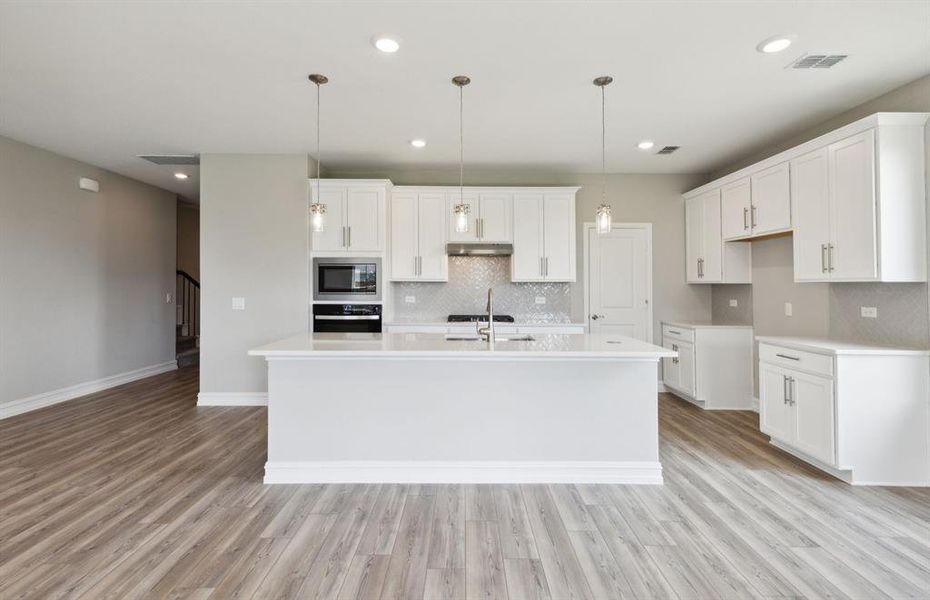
(312, 304), (382, 333)
(312, 257), (381, 302)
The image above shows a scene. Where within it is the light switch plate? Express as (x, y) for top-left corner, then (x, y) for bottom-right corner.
(860, 306), (878, 318)
(405, 296), (416, 304)
(166, 292), (173, 304)
(729, 299), (738, 307)
(784, 302), (793, 317)
(535, 296), (546, 305)
(231, 297), (246, 311)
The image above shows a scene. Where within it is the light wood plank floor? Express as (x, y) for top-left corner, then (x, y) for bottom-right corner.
(2, 367), (929, 599)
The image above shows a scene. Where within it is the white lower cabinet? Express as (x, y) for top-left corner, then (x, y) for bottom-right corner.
(758, 338), (930, 486)
(662, 323), (753, 409)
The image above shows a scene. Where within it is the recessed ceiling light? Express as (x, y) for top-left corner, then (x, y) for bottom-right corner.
(410, 139), (427, 148)
(757, 35), (795, 54)
(372, 36), (400, 53)
(637, 140), (655, 150)
(174, 172), (188, 180)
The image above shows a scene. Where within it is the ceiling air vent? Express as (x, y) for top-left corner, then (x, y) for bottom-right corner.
(789, 54), (848, 69)
(137, 154), (200, 165)
(656, 146), (680, 155)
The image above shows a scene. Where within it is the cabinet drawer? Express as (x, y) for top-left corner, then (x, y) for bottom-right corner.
(759, 344), (833, 377)
(662, 324), (694, 343)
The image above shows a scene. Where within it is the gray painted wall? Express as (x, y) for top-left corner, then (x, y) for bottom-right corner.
(199, 154), (310, 395)
(328, 168), (709, 345)
(0, 135), (176, 406)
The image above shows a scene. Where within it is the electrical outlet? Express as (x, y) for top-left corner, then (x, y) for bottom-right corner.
(404, 296), (416, 304)
(729, 298), (738, 307)
(784, 302), (793, 317)
(535, 296), (546, 305)
(231, 297), (246, 311)
(860, 306), (878, 318)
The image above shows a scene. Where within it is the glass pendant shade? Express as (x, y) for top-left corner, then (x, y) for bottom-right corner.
(310, 202), (326, 233)
(596, 204), (612, 234)
(453, 202), (470, 233)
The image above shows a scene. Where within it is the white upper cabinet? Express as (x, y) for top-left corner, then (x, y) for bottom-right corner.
(310, 180), (389, 254)
(685, 189), (751, 284)
(446, 191), (512, 243)
(721, 177), (751, 240)
(511, 191), (577, 282)
(390, 191), (447, 281)
(720, 163), (791, 240)
(750, 162), (792, 236)
(792, 122), (927, 282)
(687, 112), (928, 284)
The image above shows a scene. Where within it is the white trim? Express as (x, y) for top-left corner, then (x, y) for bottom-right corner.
(751, 396), (760, 413)
(1, 361), (178, 419)
(657, 380), (667, 393)
(582, 222), (654, 343)
(197, 392), (268, 406)
(683, 112), (929, 198)
(263, 460), (663, 485)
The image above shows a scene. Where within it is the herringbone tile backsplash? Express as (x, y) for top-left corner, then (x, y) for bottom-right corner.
(390, 256), (572, 323)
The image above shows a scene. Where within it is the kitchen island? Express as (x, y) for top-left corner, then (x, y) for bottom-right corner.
(249, 332), (675, 484)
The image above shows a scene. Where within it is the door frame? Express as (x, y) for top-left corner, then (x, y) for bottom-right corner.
(582, 222), (654, 342)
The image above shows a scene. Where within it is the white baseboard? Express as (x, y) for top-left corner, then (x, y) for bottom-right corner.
(751, 396), (760, 413)
(197, 392), (268, 406)
(1, 360), (178, 419)
(657, 380), (667, 393)
(263, 460), (663, 485)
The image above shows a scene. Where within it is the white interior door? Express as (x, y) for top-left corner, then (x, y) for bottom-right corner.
(587, 225), (651, 341)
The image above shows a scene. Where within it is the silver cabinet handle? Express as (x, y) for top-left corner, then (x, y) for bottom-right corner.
(775, 353), (800, 361)
(787, 376), (795, 405)
(475, 219), (480, 238)
(672, 343), (679, 364)
(314, 315), (380, 321)
(828, 244), (834, 272)
(667, 330), (682, 335)
(697, 258), (704, 278)
(821, 244), (828, 273)
(743, 207), (749, 230)
(545, 257), (549, 277)
(347, 226), (352, 248)
(783, 375), (789, 404)
(540, 257), (544, 277)
(342, 226), (347, 248)
(480, 218), (485, 239)
(750, 205), (757, 229)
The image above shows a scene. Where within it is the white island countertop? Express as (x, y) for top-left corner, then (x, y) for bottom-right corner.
(249, 332), (675, 360)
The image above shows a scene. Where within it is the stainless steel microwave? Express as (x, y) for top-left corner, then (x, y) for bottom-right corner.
(312, 257), (381, 302)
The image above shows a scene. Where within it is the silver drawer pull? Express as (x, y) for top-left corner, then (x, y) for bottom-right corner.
(775, 353), (800, 361)
(667, 330), (682, 335)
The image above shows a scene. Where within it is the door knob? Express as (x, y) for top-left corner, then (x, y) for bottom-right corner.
(591, 314), (600, 320)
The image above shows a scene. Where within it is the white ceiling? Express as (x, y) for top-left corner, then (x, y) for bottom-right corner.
(1, 1), (928, 201)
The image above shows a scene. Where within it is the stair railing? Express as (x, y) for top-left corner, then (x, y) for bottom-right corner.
(176, 270), (200, 340)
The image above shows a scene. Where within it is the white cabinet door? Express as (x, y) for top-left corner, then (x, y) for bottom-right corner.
(417, 193), (447, 280)
(447, 192), (479, 242)
(685, 195), (704, 283)
(345, 189), (381, 251)
(311, 188), (347, 251)
(760, 363), (793, 442)
(750, 162), (791, 236)
(700, 190), (723, 282)
(791, 371), (836, 465)
(676, 341), (695, 397)
(791, 148), (832, 281)
(542, 193), (575, 281)
(829, 130), (878, 280)
(511, 193), (544, 281)
(390, 193), (418, 280)
(478, 192), (512, 242)
(663, 339), (679, 391)
(721, 178), (751, 240)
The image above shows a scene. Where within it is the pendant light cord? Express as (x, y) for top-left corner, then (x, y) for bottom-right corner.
(601, 84), (606, 204)
(459, 84), (464, 201)
(315, 81), (321, 202)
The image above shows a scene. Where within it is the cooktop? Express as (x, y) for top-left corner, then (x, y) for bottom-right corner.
(447, 314), (515, 323)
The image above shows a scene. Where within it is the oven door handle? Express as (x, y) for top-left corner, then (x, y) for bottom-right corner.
(314, 315), (381, 321)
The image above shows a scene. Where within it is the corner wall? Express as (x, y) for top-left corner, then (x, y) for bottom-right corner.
(199, 154), (309, 400)
(0, 135), (177, 415)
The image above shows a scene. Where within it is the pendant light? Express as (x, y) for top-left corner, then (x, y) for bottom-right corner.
(308, 73), (329, 233)
(593, 76), (613, 234)
(452, 75), (471, 233)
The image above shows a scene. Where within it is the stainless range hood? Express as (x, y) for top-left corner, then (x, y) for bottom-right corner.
(446, 243), (513, 256)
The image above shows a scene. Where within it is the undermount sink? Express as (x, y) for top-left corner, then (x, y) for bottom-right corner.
(444, 335), (536, 342)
